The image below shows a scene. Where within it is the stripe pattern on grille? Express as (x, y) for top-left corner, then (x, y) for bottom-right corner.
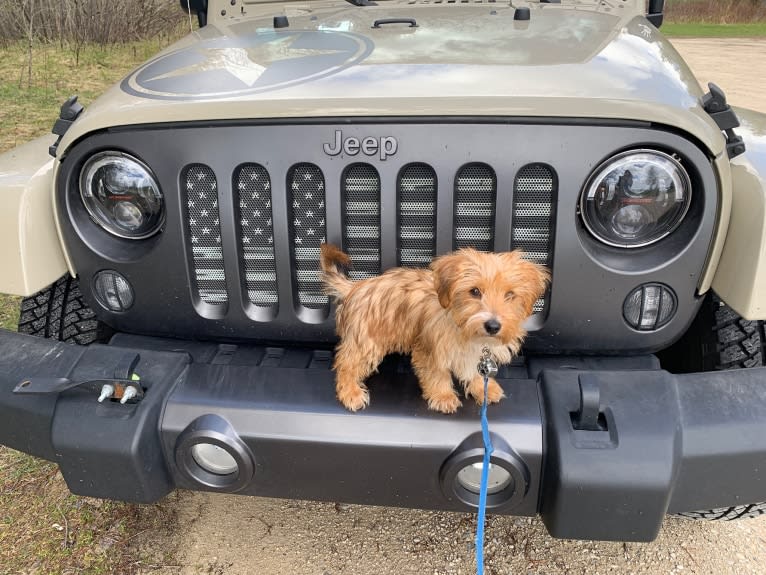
(184, 164), (227, 305)
(454, 163), (497, 251)
(343, 164), (381, 280)
(289, 163), (328, 309)
(236, 164), (278, 308)
(398, 163), (436, 268)
(512, 164), (556, 313)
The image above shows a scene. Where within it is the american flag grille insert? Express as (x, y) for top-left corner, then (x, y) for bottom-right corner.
(343, 164), (381, 280)
(288, 163), (328, 310)
(454, 163), (497, 251)
(236, 164), (278, 309)
(184, 164), (227, 305)
(181, 158), (554, 320)
(512, 164), (556, 313)
(398, 163), (437, 268)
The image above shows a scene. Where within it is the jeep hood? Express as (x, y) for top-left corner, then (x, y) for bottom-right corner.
(57, 2), (725, 156)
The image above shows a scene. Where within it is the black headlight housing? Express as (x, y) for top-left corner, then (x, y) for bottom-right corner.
(580, 150), (692, 248)
(79, 151), (165, 239)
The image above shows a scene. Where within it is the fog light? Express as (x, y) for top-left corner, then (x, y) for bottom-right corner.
(93, 270), (134, 311)
(191, 443), (239, 475)
(440, 435), (529, 510)
(623, 283), (676, 331)
(175, 414), (255, 492)
(456, 462), (513, 495)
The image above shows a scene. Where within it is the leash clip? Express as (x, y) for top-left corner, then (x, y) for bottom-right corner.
(477, 346), (498, 379)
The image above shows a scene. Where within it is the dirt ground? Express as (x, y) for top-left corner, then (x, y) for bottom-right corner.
(131, 39), (766, 575)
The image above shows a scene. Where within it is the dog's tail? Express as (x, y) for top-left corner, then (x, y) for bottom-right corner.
(320, 243), (353, 301)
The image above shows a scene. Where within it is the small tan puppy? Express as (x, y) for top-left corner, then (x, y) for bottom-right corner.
(320, 244), (549, 413)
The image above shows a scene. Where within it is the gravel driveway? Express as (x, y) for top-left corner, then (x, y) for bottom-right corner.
(137, 39), (766, 575)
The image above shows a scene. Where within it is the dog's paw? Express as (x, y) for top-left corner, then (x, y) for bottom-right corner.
(337, 384), (370, 412)
(426, 392), (462, 414)
(468, 377), (506, 405)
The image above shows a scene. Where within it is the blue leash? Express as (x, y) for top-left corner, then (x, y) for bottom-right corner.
(476, 374), (494, 575)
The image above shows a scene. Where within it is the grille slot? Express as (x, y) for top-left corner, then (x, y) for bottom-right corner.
(343, 164), (381, 280)
(398, 163), (437, 268)
(236, 164), (278, 309)
(184, 164), (227, 305)
(512, 164), (556, 313)
(288, 163), (328, 310)
(454, 163), (496, 251)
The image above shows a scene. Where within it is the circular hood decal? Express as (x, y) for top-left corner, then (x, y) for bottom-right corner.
(121, 30), (373, 101)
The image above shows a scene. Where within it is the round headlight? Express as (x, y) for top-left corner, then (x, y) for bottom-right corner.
(580, 150), (691, 248)
(79, 151), (164, 239)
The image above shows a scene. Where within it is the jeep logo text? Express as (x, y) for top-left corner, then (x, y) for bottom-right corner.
(323, 130), (398, 161)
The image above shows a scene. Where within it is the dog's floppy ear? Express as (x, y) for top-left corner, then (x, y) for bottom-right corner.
(499, 251), (550, 315)
(430, 253), (460, 308)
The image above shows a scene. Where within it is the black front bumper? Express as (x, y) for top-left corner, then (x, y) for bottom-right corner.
(2, 328), (766, 542)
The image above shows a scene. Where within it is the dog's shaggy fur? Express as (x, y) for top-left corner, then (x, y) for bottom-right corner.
(320, 244), (549, 413)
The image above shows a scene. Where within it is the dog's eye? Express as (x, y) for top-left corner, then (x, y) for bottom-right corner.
(470, 288), (482, 298)
(505, 291), (515, 300)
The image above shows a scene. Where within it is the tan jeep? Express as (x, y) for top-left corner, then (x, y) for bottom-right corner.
(1, 0), (766, 541)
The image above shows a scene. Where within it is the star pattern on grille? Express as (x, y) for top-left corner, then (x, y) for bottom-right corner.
(290, 164), (327, 308)
(186, 165), (227, 304)
(187, 168), (222, 248)
(240, 197), (274, 245)
(237, 164), (278, 307)
(290, 165), (327, 249)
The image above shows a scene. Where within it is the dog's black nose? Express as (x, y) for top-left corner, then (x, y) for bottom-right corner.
(484, 319), (501, 335)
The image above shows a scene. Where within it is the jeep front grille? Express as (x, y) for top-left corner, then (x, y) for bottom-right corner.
(182, 160), (555, 319)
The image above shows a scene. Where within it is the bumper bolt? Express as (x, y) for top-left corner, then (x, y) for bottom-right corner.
(120, 386), (138, 404)
(97, 384), (114, 403)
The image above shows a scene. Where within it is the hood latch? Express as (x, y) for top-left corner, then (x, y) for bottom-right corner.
(702, 82), (746, 159)
(49, 95), (84, 158)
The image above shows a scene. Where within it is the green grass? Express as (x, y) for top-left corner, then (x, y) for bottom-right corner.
(0, 38), (184, 575)
(0, 445), (178, 575)
(662, 22), (766, 37)
(0, 295), (19, 331)
(0, 40), (174, 152)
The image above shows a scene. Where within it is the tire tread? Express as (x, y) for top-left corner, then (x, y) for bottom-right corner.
(712, 299), (765, 369)
(679, 502), (766, 521)
(17, 276), (103, 345)
(675, 295), (766, 521)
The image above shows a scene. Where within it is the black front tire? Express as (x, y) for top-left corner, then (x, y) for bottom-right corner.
(17, 276), (111, 345)
(659, 294), (765, 373)
(662, 293), (766, 521)
(679, 504), (766, 521)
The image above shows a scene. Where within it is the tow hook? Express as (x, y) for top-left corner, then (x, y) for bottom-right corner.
(12, 351), (144, 404)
